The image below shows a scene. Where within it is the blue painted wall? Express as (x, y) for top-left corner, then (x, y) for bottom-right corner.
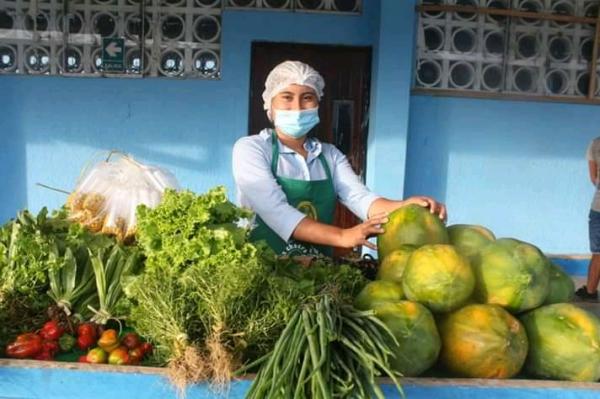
(406, 95), (600, 253)
(0, 1), (380, 222)
(0, 80), (26, 219)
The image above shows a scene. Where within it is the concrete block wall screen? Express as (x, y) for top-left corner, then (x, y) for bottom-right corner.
(0, 0), (222, 78)
(0, 0), (361, 79)
(415, 0), (600, 104)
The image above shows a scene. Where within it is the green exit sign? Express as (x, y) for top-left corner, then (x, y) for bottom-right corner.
(101, 38), (125, 73)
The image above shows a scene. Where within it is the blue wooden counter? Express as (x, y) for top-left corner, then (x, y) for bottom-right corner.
(1, 359), (600, 399)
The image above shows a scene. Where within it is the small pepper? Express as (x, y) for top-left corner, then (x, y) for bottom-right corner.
(98, 329), (120, 353)
(39, 320), (64, 341)
(86, 347), (107, 364)
(108, 346), (130, 365)
(58, 334), (76, 352)
(5, 333), (43, 359)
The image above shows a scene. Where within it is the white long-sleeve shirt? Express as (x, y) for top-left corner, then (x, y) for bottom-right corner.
(232, 129), (380, 242)
(587, 138), (600, 211)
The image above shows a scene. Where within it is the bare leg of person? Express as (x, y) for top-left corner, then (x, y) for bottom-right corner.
(587, 253), (600, 294)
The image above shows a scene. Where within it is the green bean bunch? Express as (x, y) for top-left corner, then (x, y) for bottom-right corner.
(243, 295), (404, 399)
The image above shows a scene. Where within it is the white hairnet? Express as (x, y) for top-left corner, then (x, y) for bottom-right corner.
(262, 60), (325, 116)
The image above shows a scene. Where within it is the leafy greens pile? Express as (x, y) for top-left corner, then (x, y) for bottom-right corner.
(0, 208), (139, 351)
(124, 187), (366, 389)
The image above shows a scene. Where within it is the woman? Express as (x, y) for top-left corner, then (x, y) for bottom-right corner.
(233, 60), (446, 256)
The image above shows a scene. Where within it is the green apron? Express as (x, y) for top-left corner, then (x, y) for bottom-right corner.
(250, 132), (336, 256)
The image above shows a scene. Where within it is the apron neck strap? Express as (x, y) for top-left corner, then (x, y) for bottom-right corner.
(270, 131), (333, 181)
(270, 131), (280, 175)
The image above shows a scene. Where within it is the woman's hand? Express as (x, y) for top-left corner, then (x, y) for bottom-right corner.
(339, 212), (389, 250)
(403, 196), (447, 221)
(368, 197), (447, 223)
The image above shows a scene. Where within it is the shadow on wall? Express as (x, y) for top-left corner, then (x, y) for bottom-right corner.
(15, 77), (231, 171)
(404, 95), (600, 203)
(0, 81), (27, 220)
(408, 96), (600, 159)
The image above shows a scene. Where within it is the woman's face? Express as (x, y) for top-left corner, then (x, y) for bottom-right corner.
(271, 84), (319, 113)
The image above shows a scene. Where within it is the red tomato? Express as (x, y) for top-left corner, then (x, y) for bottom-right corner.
(121, 333), (141, 350)
(76, 334), (96, 351)
(128, 347), (144, 365)
(39, 320), (64, 341)
(77, 323), (97, 341)
(140, 342), (153, 356)
(42, 340), (60, 357)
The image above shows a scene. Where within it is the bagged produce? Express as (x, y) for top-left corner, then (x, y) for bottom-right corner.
(66, 152), (179, 242)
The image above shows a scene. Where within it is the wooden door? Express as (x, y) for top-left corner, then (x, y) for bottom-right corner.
(248, 42), (372, 257)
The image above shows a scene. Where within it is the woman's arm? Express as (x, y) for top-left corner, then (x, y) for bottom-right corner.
(367, 197), (447, 221)
(328, 146), (446, 222)
(233, 137), (306, 241)
(291, 213), (388, 250)
(293, 195), (447, 249)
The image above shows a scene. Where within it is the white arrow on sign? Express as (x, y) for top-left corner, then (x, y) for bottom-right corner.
(105, 41), (122, 58)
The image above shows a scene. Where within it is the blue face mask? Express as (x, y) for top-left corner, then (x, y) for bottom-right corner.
(273, 108), (320, 139)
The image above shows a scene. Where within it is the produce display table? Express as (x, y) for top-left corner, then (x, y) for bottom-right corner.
(0, 254), (596, 398)
(1, 359), (600, 399)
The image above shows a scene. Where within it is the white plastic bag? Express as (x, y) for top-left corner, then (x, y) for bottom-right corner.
(67, 152), (179, 242)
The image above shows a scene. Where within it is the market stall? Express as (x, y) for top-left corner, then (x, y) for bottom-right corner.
(1, 154), (600, 398)
(3, 0), (600, 397)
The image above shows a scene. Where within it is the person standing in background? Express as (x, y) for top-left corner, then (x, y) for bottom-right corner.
(575, 137), (600, 301)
